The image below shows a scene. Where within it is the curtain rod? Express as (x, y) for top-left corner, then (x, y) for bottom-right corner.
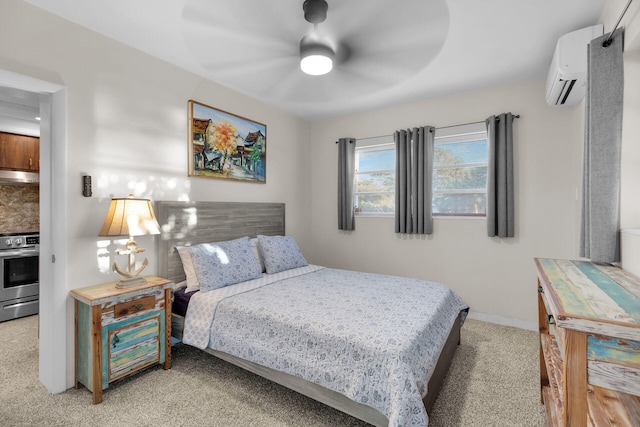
(335, 114), (520, 143)
(603, 0), (633, 47)
(438, 114), (520, 130)
(495, 114), (520, 121)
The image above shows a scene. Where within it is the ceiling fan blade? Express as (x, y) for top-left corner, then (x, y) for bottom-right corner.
(201, 55), (298, 84)
(180, 0), (450, 106)
(182, 0), (304, 47)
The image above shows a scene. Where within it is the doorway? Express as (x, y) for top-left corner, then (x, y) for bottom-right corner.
(0, 68), (67, 394)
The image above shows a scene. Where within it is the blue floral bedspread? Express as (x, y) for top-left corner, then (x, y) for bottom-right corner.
(183, 266), (468, 427)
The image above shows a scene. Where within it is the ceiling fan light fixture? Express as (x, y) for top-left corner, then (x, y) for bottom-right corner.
(300, 42), (334, 76)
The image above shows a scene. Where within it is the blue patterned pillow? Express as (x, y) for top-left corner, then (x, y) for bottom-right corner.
(257, 235), (308, 274)
(189, 237), (262, 292)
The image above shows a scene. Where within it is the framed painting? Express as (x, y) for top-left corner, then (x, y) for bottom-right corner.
(188, 100), (266, 183)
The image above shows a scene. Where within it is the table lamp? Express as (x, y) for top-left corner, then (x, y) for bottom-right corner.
(98, 195), (161, 288)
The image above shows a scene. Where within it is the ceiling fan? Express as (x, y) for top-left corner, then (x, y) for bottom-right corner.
(180, 0), (449, 104)
(299, 0), (335, 76)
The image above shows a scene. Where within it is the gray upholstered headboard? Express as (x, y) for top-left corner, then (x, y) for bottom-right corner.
(154, 201), (285, 284)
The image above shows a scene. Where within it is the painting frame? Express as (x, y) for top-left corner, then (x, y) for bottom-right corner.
(188, 100), (267, 183)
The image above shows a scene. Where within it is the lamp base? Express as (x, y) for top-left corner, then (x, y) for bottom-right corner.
(115, 275), (148, 289)
(112, 258), (150, 289)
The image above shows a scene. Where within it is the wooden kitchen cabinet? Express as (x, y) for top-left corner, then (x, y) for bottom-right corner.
(0, 132), (39, 171)
(535, 258), (640, 426)
(70, 276), (173, 404)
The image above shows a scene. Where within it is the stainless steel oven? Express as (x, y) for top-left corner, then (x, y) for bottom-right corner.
(0, 233), (39, 322)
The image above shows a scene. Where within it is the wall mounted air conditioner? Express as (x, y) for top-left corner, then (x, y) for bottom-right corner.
(546, 24), (603, 106)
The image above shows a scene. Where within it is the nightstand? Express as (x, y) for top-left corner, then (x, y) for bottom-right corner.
(70, 276), (173, 404)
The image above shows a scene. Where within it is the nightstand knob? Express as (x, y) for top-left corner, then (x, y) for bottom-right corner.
(546, 314), (555, 325)
(112, 333), (120, 348)
(537, 286), (543, 294)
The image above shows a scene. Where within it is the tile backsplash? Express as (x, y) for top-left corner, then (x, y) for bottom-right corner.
(0, 185), (39, 233)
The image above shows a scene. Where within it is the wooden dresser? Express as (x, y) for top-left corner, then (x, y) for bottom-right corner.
(70, 276), (173, 404)
(535, 258), (640, 426)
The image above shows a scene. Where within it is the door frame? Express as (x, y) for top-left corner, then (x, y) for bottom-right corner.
(0, 68), (68, 393)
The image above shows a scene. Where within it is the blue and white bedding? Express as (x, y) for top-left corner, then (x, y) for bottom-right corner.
(182, 265), (468, 427)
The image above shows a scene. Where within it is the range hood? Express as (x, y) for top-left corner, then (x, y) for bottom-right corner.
(0, 170), (39, 185)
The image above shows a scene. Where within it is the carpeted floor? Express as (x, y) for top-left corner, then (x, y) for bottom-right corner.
(0, 315), (546, 426)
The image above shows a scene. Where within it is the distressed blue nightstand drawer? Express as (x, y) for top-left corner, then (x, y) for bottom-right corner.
(107, 316), (161, 381)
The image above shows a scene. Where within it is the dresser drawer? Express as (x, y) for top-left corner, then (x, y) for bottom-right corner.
(106, 315), (161, 382)
(114, 295), (157, 318)
(538, 286), (557, 337)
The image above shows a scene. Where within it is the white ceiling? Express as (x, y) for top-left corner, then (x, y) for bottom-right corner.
(0, 86), (40, 137)
(23, 0), (607, 121)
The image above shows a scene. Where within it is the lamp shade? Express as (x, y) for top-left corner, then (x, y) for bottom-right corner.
(98, 196), (161, 237)
(300, 39), (334, 76)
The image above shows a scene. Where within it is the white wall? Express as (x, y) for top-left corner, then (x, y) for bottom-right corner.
(308, 79), (584, 329)
(0, 1), (311, 391)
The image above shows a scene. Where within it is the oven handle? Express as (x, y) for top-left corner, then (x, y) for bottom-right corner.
(0, 249), (39, 258)
(3, 299), (38, 310)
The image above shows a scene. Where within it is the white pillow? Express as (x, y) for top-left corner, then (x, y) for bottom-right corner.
(250, 237), (266, 273)
(173, 280), (187, 290)
(257, 235), (308, 274)
(176, 246), (199, 292)
(189, 236), (262, 292)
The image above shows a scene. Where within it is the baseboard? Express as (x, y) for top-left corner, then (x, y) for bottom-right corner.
(466, 311), (537, 332)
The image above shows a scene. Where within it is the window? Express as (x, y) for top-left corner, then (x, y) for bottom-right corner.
(354, 122), (488, 217)
(354, 136), (395, 216)
(433, 122), (488, 216)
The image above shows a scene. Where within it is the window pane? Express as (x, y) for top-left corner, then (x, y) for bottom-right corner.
(355, 142), (395, 216)
(356, 149), (395, 173)
(434, 139), (487, 167)
(433, 166), (487, 191)
(355, 194), (395, 214)
(355, 172), (395, 193)
(433, 193), (486, 215)
(433, 135), (487, 216)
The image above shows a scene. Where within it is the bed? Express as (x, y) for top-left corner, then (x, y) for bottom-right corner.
(155, 201), (468, 427)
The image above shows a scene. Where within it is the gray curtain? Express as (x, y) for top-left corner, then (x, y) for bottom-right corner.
(337, 137), (356, 230)
(395, 126), (434, 234)
(486, 113), (515, 237)
(580, 29), (623, 263)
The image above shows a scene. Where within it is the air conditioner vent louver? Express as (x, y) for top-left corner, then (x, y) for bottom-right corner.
(556, 79), (577, 105)
(546, 25), (603, 106)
